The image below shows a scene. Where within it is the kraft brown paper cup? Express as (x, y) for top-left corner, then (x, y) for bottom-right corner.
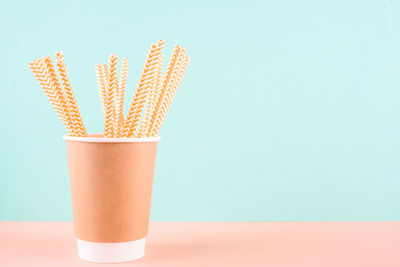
(63, 134), (160, 263)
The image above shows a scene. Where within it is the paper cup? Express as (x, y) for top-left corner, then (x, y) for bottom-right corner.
(63, 134), (160, 263)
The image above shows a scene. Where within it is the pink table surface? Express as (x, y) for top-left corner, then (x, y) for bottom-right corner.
(0, 221), (399, 266)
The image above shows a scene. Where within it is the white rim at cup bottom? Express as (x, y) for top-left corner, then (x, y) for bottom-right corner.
(77, 238), (146, 263)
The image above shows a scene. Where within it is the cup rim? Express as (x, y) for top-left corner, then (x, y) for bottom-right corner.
(63, 134), (161, 143)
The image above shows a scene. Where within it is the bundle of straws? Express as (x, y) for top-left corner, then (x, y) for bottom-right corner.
(29, 39), (190, 138)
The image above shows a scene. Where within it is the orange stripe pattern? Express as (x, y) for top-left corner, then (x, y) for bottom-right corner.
(95, 64), (107, 115)
(150, 49), (189, 136)
(104, 54), (118, 137)
(29, 58), (73, 135)
(139, 54), (164, 137)
(28, 40), (189, 138)
(123, 40), (164, 137)
(114, 58), (128, 137)
(56, 51), (87, 137)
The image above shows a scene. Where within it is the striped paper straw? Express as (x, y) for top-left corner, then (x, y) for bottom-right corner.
(135, 42), (164, 137)
(43, 56), (75, 135)
(150, 51), (189, 136)
(55, 51), (87, 137)
(29, 58), (73, 135)
(139, 54), (164, 137)
(114, 58), (128, 137)
(123, 40), (164, 137)
(149, 45), (181, 134)
(95, 64), (107, 115)
(103, 54), (118, 137)
(135, 40), (165, 137)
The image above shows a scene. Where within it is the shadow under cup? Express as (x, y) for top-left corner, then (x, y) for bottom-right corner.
(64, 134), (160, 263)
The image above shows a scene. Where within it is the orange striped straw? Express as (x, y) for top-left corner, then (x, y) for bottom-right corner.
(150, 50), (189, 136)
(149, 45), (181, 134)
(123, 40), (164, 137)
(29, 58), (73, 135)
(139, 54), (164, 137)
(104, 54), (118, 137)
(43, 56), (75, 135)
(55, 51), (87, 137)
(29, 40), (188, 138)
(114, 58), (128, 137)
(135, 42), (165, 137)
(95, 64), (107, 115)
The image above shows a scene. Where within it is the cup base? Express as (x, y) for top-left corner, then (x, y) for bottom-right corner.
(77, 237), (146, 263)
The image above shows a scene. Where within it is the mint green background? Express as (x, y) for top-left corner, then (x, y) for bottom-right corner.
(1, 0), (399, 221)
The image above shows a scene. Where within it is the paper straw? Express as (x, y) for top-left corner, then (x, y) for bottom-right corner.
(149, 48), (186, 135)
(55, 51), (87, 137)
(138, 55), (164, 137)
(123, 40), (164, 137)
(114, 58), (128, 137)
(122, 44), (156, 137)
(29, 58), (73, 135)
(134, 42), (164, 137)
(95, 64), (107, 115)
(136, 52), (163, 137)
(150, 51), (189, 136)
(102, 65), (110, 125)
(161, 45), (181, 93)
(43, 56), (75, 135)
(103, 54), (118, 137)
(153, 55), (190, 136)
(29, 40), (188, 138)
(149, 45), (181, 133)
(127, 40), (164, 137)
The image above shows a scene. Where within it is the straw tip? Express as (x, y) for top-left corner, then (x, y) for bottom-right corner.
(42, 55), (51, 63)
(28, 59), (37, 66)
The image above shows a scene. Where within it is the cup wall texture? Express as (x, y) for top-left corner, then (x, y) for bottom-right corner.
(65, 139), (158, 242)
